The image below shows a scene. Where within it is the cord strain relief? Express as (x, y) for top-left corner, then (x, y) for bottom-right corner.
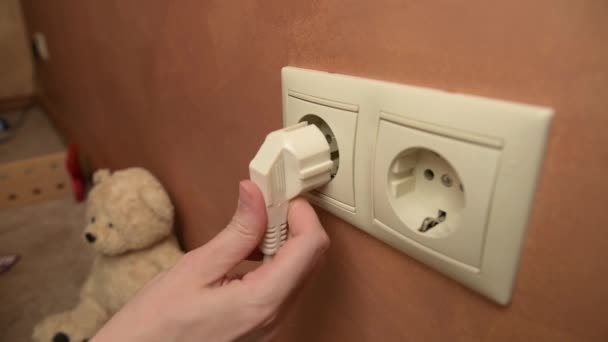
(260, 222), (288, 256)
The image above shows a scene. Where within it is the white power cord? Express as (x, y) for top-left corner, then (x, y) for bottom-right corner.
(249, 122), (334, 262)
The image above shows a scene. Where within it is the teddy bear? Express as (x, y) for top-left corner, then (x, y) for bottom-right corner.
(33, 167), (184, 342)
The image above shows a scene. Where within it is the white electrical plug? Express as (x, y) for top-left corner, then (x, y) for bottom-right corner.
(249, 122), (334, 261)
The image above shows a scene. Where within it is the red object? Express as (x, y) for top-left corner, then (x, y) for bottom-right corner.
(66, 144), (86, 202)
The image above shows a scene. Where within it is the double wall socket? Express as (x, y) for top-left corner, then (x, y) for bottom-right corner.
(282, 67), (552, 304)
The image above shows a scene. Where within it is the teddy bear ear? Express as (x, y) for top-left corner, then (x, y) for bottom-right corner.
(139, 185), (174, 222)
(93, 169), (111, 185)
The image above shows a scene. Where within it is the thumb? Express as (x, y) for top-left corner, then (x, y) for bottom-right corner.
(185, 180), (267, 285)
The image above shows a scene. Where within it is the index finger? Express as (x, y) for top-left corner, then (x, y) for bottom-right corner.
(240, 197), (330, 302)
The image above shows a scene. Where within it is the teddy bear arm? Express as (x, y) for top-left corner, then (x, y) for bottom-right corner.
(71, 296), (110, 335)
(79, 266), (106, 304)
(155, 243), (184, 270)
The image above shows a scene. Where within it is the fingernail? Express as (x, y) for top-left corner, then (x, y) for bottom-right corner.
(238, 181), (252, 209)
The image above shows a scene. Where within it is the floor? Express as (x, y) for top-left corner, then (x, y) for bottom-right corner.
(0, 197), (92, 341)
(0, 106), (65, 164)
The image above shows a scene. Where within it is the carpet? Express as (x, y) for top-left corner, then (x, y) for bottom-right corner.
(0, 197), (92, 341)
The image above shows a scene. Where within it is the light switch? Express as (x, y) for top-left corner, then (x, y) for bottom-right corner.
(281, 66), (552, 304)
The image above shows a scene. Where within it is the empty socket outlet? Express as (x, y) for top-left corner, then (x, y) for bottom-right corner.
(388, 148), (464, 239)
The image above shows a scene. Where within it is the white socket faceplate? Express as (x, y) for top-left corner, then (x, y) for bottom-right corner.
(281, 67), (552, 305)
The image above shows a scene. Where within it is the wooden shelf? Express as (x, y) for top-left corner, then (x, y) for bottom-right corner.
(0, 107), (71, 209)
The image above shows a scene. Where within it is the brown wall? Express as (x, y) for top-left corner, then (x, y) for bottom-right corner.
(0, 0), (34, 100)
(22, 1), (608, 341)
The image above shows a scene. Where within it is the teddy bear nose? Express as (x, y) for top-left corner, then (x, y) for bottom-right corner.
(85, 232), (96, 243)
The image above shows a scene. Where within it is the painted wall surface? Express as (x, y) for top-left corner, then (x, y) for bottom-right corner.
(0, 0), (34, 99)
(22, 1), (608, 341)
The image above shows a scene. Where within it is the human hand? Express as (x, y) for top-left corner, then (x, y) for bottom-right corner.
(92, 180), (330, 342)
